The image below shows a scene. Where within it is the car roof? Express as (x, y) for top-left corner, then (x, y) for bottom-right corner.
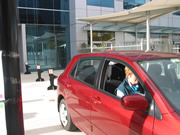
(77, 51), (180, 61)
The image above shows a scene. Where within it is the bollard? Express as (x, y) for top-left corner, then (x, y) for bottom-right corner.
(47, 69), (57, 90)
(24, 62), (31, 74)
(36, 65), (44, 82)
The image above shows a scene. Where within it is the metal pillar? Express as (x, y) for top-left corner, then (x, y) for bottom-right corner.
(90, 23), (93, 53)
(0, 0), (24, 134)
(135, 25), (138, 45)
(146, 11), (150, 51)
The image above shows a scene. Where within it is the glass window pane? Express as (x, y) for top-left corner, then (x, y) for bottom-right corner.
(88, 31), (115, 41)
(26, 25), (38, 67)
(37, 26), (56, 68)
(26, 25), (59, 70)
(135, 0), (145, 4)
(54, 0), (69, 10)
(87, 0), (101, 6)
(19, 9), (27, 23)
(27, 9), (35, 24)
(102, 32), (114, 41)
(124, 0), (145, 9)
(36, 10), (54, 24)
(173, 11), (180, 16)
(54, 11), (69, 25)
(101, 0), (114, 8)
(173, 34), (180, 42)
(27, 0), (35, 8)
(18, 0), (27, 7)
(36, 0), (53, 9)
(138, 58), (180, 115)
(75, 59), (101, 86)
(55, 26), (67, 68)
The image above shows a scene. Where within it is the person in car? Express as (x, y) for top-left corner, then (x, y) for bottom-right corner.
(115, 67), (143, 99)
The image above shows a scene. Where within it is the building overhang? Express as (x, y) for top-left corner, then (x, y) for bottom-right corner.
(78, 0), (180, 25)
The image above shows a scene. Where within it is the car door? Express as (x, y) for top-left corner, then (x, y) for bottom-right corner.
(90, 59), (154, 135)
(67, 57), (102, 134)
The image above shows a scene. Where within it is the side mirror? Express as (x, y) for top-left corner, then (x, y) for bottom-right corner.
(121, 95), (148, 111)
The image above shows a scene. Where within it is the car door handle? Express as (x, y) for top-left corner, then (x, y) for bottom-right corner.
(91, 97), (102, 105)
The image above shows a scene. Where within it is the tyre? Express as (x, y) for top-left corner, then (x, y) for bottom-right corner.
(59, 99), (77, 131)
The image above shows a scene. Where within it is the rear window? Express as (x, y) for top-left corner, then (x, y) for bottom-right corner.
(71, 58), (102, 86)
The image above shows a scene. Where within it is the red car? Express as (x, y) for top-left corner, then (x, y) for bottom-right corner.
(57, 51), (180, 135)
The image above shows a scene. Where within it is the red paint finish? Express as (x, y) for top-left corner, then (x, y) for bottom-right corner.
(57, 51), (180, 135)
(121, 95), (149, 111)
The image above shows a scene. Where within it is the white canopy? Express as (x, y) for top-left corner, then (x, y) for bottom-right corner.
(78, 0), (180, 25)
(78, 0), (180, 52)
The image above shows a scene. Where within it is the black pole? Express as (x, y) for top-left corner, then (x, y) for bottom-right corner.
(0, 0), (24, 135)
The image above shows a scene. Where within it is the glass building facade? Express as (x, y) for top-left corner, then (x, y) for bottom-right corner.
(17, 0), (70, 71)
(87, 0), (114, 8)
(124, 0), (145, 9)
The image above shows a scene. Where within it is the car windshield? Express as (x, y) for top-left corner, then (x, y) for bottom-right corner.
(138, 58), (180, 114)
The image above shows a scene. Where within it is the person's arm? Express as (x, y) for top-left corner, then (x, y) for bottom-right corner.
(116, 90), (124, 98)
(116, 81), (126, 98)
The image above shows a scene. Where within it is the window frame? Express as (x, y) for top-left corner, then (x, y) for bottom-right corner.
(69, 56), (103, 87)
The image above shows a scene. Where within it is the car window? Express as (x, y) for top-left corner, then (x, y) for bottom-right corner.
(74, 58), (101, 86)
(138, 58), (180, 114)
(100, 60), (125, 95)
(100, 60), (145, 97)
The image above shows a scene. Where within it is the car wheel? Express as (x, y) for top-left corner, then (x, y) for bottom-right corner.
(59, 99), (77, 131)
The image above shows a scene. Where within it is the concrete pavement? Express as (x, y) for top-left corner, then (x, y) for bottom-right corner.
(21, 70), (86, 135)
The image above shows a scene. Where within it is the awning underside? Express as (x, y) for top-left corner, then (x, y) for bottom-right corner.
(83, 24), (180, 34)
(78, 0), (180, 25)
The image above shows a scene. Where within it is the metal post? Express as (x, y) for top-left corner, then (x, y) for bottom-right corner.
(0, 0), (24, 134)
(135, 25), (138, 45)
(146, 11), (150, 51)
(141, 38), (143, 51)
(90, 23), (93, 53)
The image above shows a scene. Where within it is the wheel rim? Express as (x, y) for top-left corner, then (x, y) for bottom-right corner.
(60, 103), (68, 127)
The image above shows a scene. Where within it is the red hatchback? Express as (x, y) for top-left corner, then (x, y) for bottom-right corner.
(57, 51), (180, 135)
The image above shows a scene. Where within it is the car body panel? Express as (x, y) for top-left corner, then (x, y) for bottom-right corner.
(66, 77), (93, 134)
(153, 112), (180, 135)
(91, 90), (154, 135)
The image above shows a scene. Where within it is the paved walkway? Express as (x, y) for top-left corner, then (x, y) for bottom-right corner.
(21, 70), (85, 135)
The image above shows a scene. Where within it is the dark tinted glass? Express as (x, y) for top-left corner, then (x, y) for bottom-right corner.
(54, 11), (69, 25)
(70, 64), (77, 77)
(26, 25), (70, 70)
(27, 9), (35, 24)
(36, 0), (53, 9)
(54, 0), (69, 10)
(36, 10), (54, 24)
(26, 25), (38, 36)
(27, 0), (35, 8)
(55, 26), (70, 68)
(18, 0), (27, 7)
(173, 11), (180, 16)
(75, 59), (101, 86)
(19, 9), (27, 23)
